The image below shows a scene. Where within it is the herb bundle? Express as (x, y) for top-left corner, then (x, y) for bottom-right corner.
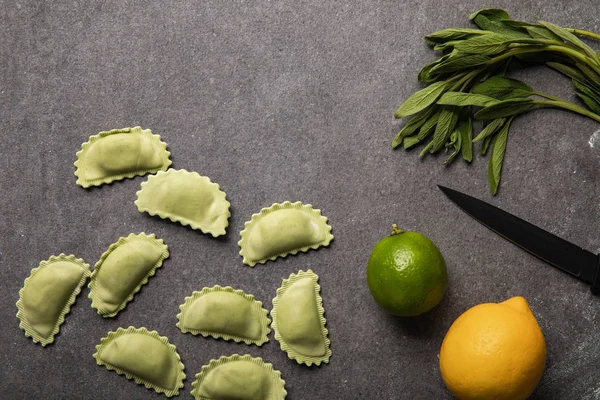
(393, 8), (600, 194)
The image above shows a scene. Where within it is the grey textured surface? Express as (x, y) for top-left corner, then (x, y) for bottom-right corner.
(2, 1), (600, 399)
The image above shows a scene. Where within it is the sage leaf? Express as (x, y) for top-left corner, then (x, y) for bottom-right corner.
(474, 98), (535, 119)
(403, 135), (422, 149)
(417, 108), (442, 140)
(431, 106), (460, 152)
(539, 21), (597, 58)
(575, 62), (600, 87)
(576, 92), (600, 114)
(418, 54), (452, 82)
(394, 81), (449, 119)
(488, 117), (513, 195)
(445, 130), (458, 149)
(573, 80), (600, 115)
(499, 20), (563, 41)
(469, 9), (530, 39)
(392, 108), (434, 148)
(472, 118), (506, 142)
(573, 80), (600, 105)
(444, 128), (462, 165)
(547, 62), (600, 93)
(419, 140), (435, 157)
(454, 33), (514, 55)
(437, 92), (500, 107)
(459, 112), (473, 162)
(471, 76), (534, 99)
(433, 40), (463, 52)
(425, 28), (486, 46)
(573, 79), (600, 100)
(524, 26), (562, 41)
(469, 8), (510, 22)
(547, 61), (589, 84)
(481, 135), (493, 155)
(496, 20), (533, 28)
(429, 54), (490, 75)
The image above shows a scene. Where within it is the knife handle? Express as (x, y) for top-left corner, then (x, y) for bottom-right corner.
(592, 256), (600, 296)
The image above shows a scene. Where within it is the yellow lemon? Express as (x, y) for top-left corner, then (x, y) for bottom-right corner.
(439, 296), (546, 400)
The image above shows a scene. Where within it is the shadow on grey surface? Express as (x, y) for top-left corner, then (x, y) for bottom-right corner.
(383, 301), (448, 342)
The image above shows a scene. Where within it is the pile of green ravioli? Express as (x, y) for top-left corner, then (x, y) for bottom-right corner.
(16, 127), (335, 398)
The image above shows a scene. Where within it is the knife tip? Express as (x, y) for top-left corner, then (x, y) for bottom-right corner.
(437, 184), (459, 199)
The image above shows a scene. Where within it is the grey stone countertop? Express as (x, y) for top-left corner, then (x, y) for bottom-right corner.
(1, 1), (600, 399)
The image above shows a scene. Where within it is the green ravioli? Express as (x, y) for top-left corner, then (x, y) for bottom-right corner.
(93, 327), (185, 397)
(271, 269), (331, 366)
(88, 233), (169, 318)
(238, 201), (333, 266)
(135, 169), (231, 237)
(74, 126), (171, 188)
(191, 354), (286, 400)
(16, 254), (90, 346)
(177, 285), (270, 346)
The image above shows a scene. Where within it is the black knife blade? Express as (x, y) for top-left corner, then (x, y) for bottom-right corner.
(438, 185), (600, 295)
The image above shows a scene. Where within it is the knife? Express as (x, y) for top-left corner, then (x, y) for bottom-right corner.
(438, 185), (600, 295)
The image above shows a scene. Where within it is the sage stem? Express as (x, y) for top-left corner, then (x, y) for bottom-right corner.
(534, 99), (600, 123)
(488, 45), (600, 76)
(567, 28), (600, 42)
(533, 92), (564, 102)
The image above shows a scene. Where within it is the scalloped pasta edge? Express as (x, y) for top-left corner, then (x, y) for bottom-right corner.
(190, 354), (287, 400)
(271, 269), (331, 366)
(176, 285), (271, 346)
(16, 254), (90, 346)
(88, 233), (169, 318)
(134, 169), (231, 237)
(93, 326), (186, 398)
(238, 201), (334, 266)
(74, 126), (172, 188)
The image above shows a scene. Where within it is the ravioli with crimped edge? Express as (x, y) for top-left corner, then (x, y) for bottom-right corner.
(135, 169), (231, 237)
(93, 326), (185, 397)
(74, 126), (171, 188)
(176, 285), (271, 346)
(271, 269), (331, 366)
(238, 201), (333, 266)
(88, 233), (169, 318)
(16, 254), (90, 346)
(191, 354), (286, 400)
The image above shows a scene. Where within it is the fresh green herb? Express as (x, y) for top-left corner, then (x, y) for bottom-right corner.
(488, 117), (513, 195)
(474, 98), (535, 120)
(473, 118), (506, 143)
(458, 112), (473, 162)
(392, 8), (600, 194)
(437, 92), (500, 107)
(471, 76), (534, 99)
(394, 81), (450, 118)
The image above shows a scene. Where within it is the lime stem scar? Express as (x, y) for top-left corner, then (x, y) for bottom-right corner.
(391, 224), (405, 236)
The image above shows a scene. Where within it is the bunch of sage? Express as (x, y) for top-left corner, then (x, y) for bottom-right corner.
(393, 8), (600, 194)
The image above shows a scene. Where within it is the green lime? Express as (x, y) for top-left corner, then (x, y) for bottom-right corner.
(367, 225), (448, 316)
